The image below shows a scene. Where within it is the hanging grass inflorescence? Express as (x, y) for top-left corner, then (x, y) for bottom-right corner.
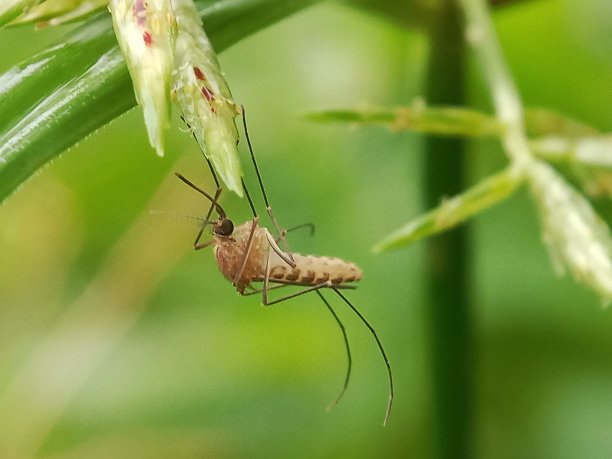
(172, 0), (242, 196)
(110, 0), (177, 157)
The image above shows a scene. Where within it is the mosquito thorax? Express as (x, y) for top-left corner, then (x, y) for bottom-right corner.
(214, 218), (234, 236)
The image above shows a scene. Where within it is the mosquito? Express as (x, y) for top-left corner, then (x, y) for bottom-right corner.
(175, 109), (394, 425)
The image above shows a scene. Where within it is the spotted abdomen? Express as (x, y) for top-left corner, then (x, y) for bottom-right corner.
(263, 253), (362, 286)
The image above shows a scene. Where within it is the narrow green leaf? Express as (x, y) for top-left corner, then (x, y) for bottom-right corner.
(0, 13), (117, 134)
(373, 167), (524, 252)
(306, 105), (506, 137)
(0, 0), (321, 202)
(1, 48), (132, 199)
(307, 105), (599, 140)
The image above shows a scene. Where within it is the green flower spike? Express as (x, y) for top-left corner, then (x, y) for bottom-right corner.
(172, 0), (243, 196)
(110, 0), (176, 156)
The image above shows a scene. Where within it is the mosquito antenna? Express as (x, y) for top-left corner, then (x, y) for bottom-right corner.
(331, 287), (394, 426)
(241, 105), (270, 208)
(150, 209), (215, 224)
(175, 172), (227, 219)
(242, 178), (258, 219)
(316, 290), (352, 411)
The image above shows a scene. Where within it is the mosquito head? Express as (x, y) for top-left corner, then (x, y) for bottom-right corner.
(214, 217), (234, 236)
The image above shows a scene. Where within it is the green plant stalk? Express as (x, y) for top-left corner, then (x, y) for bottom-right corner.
(458, 0), (530, 167)
(0, 0), (320, 202)
(423, 3), (473, 459)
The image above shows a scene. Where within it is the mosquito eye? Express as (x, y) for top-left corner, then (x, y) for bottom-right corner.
(215, 218), (234, 236)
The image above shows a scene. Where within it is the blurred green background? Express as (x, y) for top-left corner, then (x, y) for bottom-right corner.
(1, 0), (612, 457)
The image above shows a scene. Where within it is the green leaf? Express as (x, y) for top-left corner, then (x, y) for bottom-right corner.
(306, 104), (506, 137)
(373, 167), (524, 252)
(307, 105), (600, 140)
(0, 0), (321, 202)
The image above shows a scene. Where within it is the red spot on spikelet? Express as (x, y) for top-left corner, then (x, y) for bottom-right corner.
(143, 31), (153, 47)
(193, 66), (206, 81)
(201, 86), (214, 101)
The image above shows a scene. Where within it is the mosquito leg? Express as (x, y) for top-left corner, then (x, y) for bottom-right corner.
(194, 238), (217, 251)
(265, 231), (296, 268)
(193, 158), (224, 247)
(243, 283), (291, 297)
(204, 155), (221, 189)
(315, 290), (352, 411)
(232, 217), (259, 285)
(258, 279), (357, 290)
(194, 186), (222, 248)
(242, 179), (258, 219)
(266, 208), (295, 260)
(261, 280), (332, 306)
(263, 248), (272, 302)
(331, 287), (394, 426)
(275, 223), (315, 244)
(241, 106), (294, 263)
(174, 173), (226, 219)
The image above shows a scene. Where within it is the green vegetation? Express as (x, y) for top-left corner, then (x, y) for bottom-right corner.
(1, 1), (612, 458)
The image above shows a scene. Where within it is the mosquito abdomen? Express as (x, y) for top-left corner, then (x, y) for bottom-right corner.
(266, 253), (362, 286)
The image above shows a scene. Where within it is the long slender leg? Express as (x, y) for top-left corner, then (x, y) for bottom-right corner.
(275, 223), (315, 244)
(242, 179), (258, 219)
(175, 173), (226, 219)
(233, 217), (259, 285)
(259, 265), (353, 410)
(194, 238), (216, 251)
(331, 287), (394, 426)
(315, 290), (352, 411)
(175, 117), (224, 243)
(193, 158), (223, 247)
(241, 107), (294, 263)
(262, 282), (332, 306)
(264, 231), (295, 268)
(261, 248), (330, 305)
(194, 187), (221, 248)
(243, 283), (290, 296)
(256, 279), (357, 290)
(205, 155), (221, 189)
(266, 208), (294, 263)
